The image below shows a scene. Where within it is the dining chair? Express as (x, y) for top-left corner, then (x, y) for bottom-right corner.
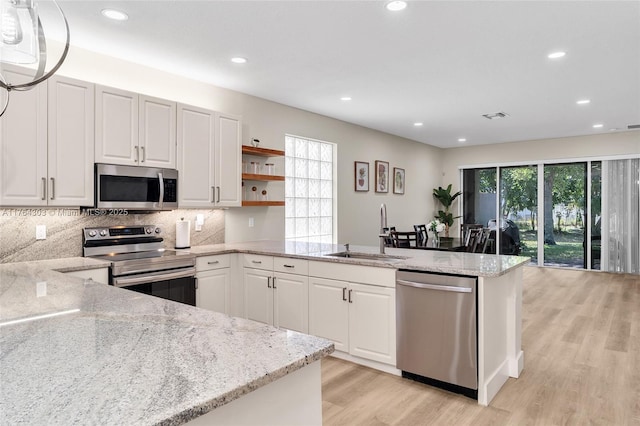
(461, 223), (482, 246)
(391, 231), (418, 248)
(465, 228), (483, 252)
(413, 224), (428, 246)
(382, 226), (396, 247)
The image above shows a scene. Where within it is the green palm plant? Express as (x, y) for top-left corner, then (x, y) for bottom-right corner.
(433, 184), (462, 234)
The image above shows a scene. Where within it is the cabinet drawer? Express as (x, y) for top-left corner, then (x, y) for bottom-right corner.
(243, 254), (274, 270)
(273, 257), (308, 275)
(308, 261), (396, 288)
(196, 254), (230, 271)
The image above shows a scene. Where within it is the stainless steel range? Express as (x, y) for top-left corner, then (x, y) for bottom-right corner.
(83, 225), (196, 305)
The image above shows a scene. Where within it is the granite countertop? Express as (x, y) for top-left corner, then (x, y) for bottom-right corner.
(0, 263), (334, 426)
(181, 240), (530, 277)
(2, 256), (112, 273)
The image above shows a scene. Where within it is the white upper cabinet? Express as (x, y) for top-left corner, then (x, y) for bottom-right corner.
(177, 104), (241, 208)
(139, 95), (176, 168)
(48, 76), (95, 206)
(0, 66), (48, 206)
(214, 112), (242, 207)
(0, 67), (94, 207)
(95, 86), (176, 168)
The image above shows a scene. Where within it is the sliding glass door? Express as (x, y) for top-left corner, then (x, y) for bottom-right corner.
(499, 166), (537, 261)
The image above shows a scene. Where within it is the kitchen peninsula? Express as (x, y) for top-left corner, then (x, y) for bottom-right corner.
(0, 262), (333, 426)
(0, 241), (527, 425)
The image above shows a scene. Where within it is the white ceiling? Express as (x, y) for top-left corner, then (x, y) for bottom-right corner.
(39, 0), (640, 148)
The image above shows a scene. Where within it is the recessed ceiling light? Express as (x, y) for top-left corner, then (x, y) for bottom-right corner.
(101, 9), (128, 21)
(592, 124), (604, 129)
(231, 57), (247, 64)
(386, 1), (407, 11)
(413, 122), (423, 127)
(458, 138), (467, 143)
(547, 51), (566, 59)
(340, 96), (352, 101)
(576, 99), (591, 105)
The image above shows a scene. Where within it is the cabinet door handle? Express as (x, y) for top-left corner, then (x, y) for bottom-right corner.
(211, 186), (215, 203)
(272, 277), (277, 289)
(342, 287), (347, 301)
(195, 277), (199, 290)
(216, 186), (220, 203)
(207, 260), (219, 265)
(252, 260), (262, 264)
(348, 289), (353, 303)
(267, 276), (272, 288)
(140, 146), (145, 162)
(283, 264), (294, 268)
(135, 146), (139, 162)
(41, 177), (46, 200)
(50, 177), (55, 200)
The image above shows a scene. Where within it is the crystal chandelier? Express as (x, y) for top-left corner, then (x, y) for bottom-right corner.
(0, 0), (69, 116)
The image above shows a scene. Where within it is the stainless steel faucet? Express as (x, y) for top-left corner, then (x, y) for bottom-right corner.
(344, 243), (350, 253)
(379, 203), (388, 254)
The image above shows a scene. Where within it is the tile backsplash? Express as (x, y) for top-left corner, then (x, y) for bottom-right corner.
(0, 208), (224, 263)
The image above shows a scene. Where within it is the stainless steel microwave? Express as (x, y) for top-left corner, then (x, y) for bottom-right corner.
(95, 164), (178, 210)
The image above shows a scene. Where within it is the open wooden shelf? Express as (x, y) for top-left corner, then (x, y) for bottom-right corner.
(241, 145), (285, 157)
(242, 173), (285, 182)
(242, 201), (285, 207)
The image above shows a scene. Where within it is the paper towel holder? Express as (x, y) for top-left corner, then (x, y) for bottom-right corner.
(175, 217), (191, 249)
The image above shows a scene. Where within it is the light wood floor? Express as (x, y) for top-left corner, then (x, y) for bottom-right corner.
(321, 267), (640, 425)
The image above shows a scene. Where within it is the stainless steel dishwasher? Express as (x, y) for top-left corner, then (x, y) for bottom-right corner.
(396, 270), (477, 399)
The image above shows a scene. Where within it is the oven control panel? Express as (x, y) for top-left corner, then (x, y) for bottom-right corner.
(83, 225), (162, 240)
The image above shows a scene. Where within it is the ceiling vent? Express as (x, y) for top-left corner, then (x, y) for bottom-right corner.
(482, 112), (510, 120)
(628, 124), (640, 129)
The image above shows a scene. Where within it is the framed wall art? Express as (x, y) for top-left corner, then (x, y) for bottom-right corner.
(354, 161), (369, 192)
(393, 167), (405, 194)
(375, 160), (389, 193)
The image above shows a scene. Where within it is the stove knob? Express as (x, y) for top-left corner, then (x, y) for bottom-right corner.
(99, 230), (107, 237)
(155, 227), (161, 234)
(88, 230), (97, 237)
(146, 227), (153, 234)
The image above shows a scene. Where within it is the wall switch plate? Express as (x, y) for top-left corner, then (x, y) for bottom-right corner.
(249, 217), (254, 228)
(195, 214), (204, 231)
(36, 281), (47, 297)
(36, 225), (46, 240)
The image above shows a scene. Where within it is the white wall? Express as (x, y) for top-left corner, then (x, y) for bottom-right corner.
(52, 44), (443, 246)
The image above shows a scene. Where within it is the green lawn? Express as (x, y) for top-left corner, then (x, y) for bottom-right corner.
(518, 227), (585, 267)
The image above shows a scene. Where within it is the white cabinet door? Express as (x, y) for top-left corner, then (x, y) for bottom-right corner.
(348, 282), (396, 365)
(196, 268), (230, 314)
(214, 112), (241, 207)
(244, 268), (273, 325)
(95, 86), (138, 165)
(177, 104), (215, 207)
(139, 95), (176, 169)
(0, 66), (47, 206)
(47, 76), (95, 206)
(308, 277), (349, 352)
(273, 272), (309, 333)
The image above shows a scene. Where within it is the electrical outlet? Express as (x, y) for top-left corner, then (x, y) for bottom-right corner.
(195, 214), (204, 231)
(36, 225), (46, 240)
(249, 217), (254, 228)
(36, 281), (47, 297)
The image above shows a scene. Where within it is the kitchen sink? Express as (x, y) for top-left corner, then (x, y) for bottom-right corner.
(324, 251), (407, 261)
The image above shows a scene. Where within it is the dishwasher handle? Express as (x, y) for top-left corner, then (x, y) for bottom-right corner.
(396, 279), (472, 293)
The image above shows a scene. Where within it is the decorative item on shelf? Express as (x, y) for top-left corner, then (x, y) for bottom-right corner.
(261, 189), (268, 201)
(250, 161), (259, 174)
(428, 219), (446, 245)
(265, 163), (274, 175)
(354, 161), (369, 192)
(0, 0), (70, 117)
(251, 185), (257, 201)
(433, 184), (462, 237)
(250, 138), (260, 147)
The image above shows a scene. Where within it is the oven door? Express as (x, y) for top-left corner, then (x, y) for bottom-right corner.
(112, 267), (196, 306)
(95, 163), (178, 210)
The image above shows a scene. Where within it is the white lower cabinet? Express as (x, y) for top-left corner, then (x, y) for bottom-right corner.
(308, 261), (396, 366)
(243, 255), (309, 333)
(64, 268), (109, 284)
(196, 254), (231, 315)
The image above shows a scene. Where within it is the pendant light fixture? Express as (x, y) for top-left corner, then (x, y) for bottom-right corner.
(0, 0), (70, 116)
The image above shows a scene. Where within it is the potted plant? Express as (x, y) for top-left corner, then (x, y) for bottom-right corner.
(432, 184), (462, 238)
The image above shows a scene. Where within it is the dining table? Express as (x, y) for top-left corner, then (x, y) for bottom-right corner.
(414, 237), (467, 252)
